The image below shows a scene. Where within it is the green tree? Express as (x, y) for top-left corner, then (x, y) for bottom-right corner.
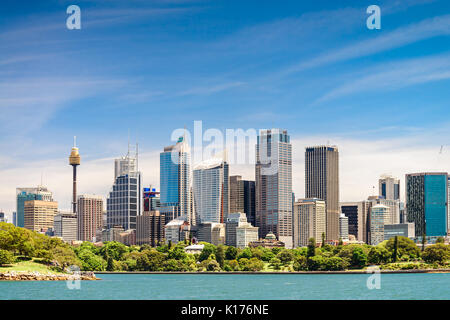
(168, 245), (187, 261)
(436, 237), (445, 244)
(307, 255), (325, 271)
(224, 259), (240, 271)
(392, 236), (399, 262)
(106, 256), (115, 271)
(422, 243), (450, 264)
(0, 249), (14, 266)
(324, 256), (349, 271)
(99, 241), (128, 261)
(261, 249), (275, 262)
(225, 246), (238, 260)
(216, 245), (225, 268)
(242, 258), (264, 271)
(321, 232), (326, 247)
(277, 250), (294, 266)
(368, 246), (390, 265)
(351, 247), (367, 268)
(269, 257), (282, 270)
(237, 247), (252, 260)
(385, 236), (420, 261)
(198, 243), (216, 262)
(421, 232), (427, 252)
(77, 249), (106, 271)
(293, 255), (308, 271)
(307, 238), (316, 258)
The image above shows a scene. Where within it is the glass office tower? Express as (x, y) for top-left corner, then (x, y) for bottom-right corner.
(160, 136), (191, 224)
(255, 129), (293, 248)
(406, 172), (448, 237)
(107, 149), (142, 231)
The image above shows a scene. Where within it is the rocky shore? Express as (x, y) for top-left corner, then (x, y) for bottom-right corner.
(0, 271), (98, 281)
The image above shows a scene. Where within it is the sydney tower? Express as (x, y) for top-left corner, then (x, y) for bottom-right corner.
(69, 137), (81, 214)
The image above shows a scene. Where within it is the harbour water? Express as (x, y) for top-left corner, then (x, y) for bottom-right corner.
(0, 273), (449, 300)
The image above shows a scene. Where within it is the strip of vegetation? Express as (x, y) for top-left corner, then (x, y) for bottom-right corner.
(1, 222), (449, 273)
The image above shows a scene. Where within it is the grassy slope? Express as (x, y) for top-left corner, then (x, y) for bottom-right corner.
(0, 258), (65, 274)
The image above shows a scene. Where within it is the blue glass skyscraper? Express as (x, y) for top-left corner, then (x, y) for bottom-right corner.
(160, 136), (191, 224)
(406, 172), (448, 237)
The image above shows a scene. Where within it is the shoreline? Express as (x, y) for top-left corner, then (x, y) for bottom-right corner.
(0, 271), (98, 281)
(95, 269), (450, 275)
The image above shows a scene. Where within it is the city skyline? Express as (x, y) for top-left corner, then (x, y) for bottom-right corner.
(2, 129), (450, 220)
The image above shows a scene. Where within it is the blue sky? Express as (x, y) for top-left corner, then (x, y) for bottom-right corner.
(1, 0), (450, 214)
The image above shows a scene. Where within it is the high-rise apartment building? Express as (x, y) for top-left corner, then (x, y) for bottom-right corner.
(107, 148), (142, 231)
(230, 176), (244, 213)
(370, 204), (389, 245)
(16, 186), (53, 228)
(340, 201), (371, 243)
(136, 210), (165, 246)
(193, 157), (229, 224)
(24, 200), (58, 232)
(160, 136), (191, 224)
(305, 145), (339, 242)
(367, 196), (400, 225)
(293, 198), (326, 247)
(406, 172), (448, 237)
(379, 175), (400, 200)
(54, 211), (77, 242)
(339, 213), (349, 242)
(255, 129), (293, 248)
(78, 195), (104, 242)
(229, 176), (256, 226)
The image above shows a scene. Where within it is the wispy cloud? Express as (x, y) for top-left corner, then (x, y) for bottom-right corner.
(278, 14), (450, 77)
(315, 53), (450, 103)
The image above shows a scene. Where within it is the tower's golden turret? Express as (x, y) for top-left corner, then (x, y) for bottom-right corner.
(69, 147), (81, 165)
(69, 137), (81, 165)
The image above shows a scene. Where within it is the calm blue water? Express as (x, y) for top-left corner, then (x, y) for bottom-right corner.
(0, 273), (449, 300)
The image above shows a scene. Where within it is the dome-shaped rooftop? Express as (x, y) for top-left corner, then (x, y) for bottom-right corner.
(265, 232), (276, 240)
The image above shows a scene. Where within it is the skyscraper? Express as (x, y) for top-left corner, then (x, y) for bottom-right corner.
(370, 204), (388, 245)
(16, 186), (53, 228)
(160, 136), (191, 224)
(54, 211), (77, 242)
(379, 174), (400, 200)
(305, 145), (339, 242)
(193, 156), (229, 224)
(136, 210), (165, 246)
(24, 200), (58, 232)
(255, 129), (293, 248)
(339, 213), (349, 242)
(229, 175), (256, 226)
(340, 201), (371, 243)
(230, 176), (244, 213)
(78, 195), (104, 242)
(406, 172), (448, 237)
(106, 147), (142, 231)
(143, 187), (160, 212)
(293, 198), (326, 247)
(69, 136), (81, 214)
